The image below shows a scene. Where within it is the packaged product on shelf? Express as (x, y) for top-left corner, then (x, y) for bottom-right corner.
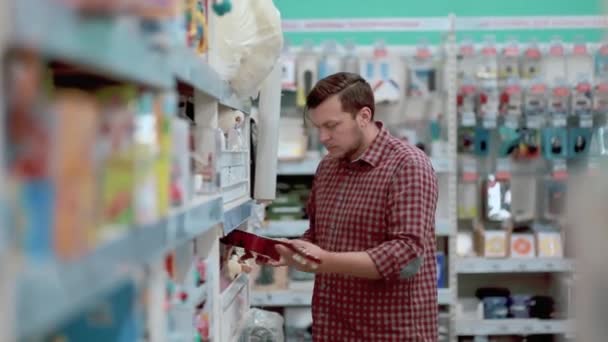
(280, 46), (297, 91)
(367, 43), (402, 105)
(474, 225), (509, 258)
(436, 252), (447, 288)
(154, 92), (175, 217)
(541, 179), (566, 220)
(572, 80), (593, 120)
(568, 127), (593, 157)
(52, 89), (100, 259)
(510, 232), (536, 258)
(510, 175), (537, 222)
(542, 38), (567, 85)
(295, 43), (319, 107)
(499, 79), (523, 119)
(133, 92), (160, 225)
(523, 82), (548, 128)
(250, 264), (288, 291)
(170, 117), (191, 207)
(5, 51), (54, 262)
(96, 86), (137, 237)
(541, 127), (568, 159)
(595, 42), (608, 79)
(457, 40), (477, 81)
(483, 174), (512, 222)
(547, 82), (570, 126)
(498, 39), (520, 81)
(457, 182), (478, 219)
(566, 40), (594, 84)
(342, 40), (360, 75)
(475, 37), (498, 87)
(521, 42), (543, 80)
(457, 80), (477, 127)
(407, 43), (437, 98)
(318, 40), (343, 79)
(185, 0), (209, 55)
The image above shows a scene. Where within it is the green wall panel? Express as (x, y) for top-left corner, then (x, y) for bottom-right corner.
(275, 0), (605, 45)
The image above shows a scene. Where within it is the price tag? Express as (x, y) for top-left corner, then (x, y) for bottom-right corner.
(580, 115), (594, 128)
(552, 115), (567, 127)
(461, 112), (476, 127)
(496, 158), (512, 180)
(545, 261), (556, 270)
(518, 262), (529, 271)
(491, 262), (502, 271)
(526, 115), (544, 128)
(522, 324), (534, 334)
(483, 116), (497, 129)
(505, 116), (520, 129)
(552, 159), (568, 180)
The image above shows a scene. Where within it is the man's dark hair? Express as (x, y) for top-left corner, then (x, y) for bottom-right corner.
(305, 72), (375, 119)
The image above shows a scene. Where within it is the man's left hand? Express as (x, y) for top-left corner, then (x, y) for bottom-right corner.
(275, 239), (329, 273)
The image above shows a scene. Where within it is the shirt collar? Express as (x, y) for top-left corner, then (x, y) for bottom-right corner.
(342, 121), (388, 168)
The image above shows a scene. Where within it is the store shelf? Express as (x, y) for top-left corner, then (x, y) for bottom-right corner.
(171, 46), (250, 113)
(221, 273), (249, 311)
(223, 199), (254, 234)
(437, 288), (453, 305)
(435, 218), (453, 236)
(12, 0), (173, 89)
(171, 195), (223, 247)
(16, 195), (226, 340)
(455, 319), (574, 336)
(456, 258), (574, 274)
(277, 157), (322, 176)
(277, 156), (450, 176)
(251, 288), (454, 307)
(260, 220), (309, 238)
(431, 157), (451, 173)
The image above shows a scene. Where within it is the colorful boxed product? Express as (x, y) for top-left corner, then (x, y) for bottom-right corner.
(97, 86), (138, 236)
(52, 89), (100, 259)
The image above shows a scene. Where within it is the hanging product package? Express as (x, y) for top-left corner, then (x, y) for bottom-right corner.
(214, 0), (283, 98)
(237, 308), (285, 342)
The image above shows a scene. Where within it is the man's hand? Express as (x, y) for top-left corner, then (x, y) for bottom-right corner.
(275, 239), (327, 273)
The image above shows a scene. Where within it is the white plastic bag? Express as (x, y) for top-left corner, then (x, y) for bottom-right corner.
(214, 0), (283, 98)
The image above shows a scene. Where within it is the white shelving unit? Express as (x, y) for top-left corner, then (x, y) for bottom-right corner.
(456, 258), (574, 274)
(251, 287), (454, 307)
(2, 0), (283, 340)
(455, 319), (574, 336)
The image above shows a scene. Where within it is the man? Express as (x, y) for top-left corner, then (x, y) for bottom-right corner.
(272, 72), (438, 341)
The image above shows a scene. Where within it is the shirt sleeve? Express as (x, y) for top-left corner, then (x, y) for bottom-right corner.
(366, 157), (438, 281)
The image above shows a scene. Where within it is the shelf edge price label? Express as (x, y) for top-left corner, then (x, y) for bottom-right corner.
(517, 262), (528, 271)
(551, 159), (568, 180)
(522, 325), (534, 334)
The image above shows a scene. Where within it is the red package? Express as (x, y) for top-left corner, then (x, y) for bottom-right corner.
(220, 230), (321, 264)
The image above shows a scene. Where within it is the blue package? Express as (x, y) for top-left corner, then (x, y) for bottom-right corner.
(542, 127), (568, 159)
(474, 127), (490, 157)
(436, 252), (446, 288)
(21, 179), (54, 263)
(47, 282), (140, 342)
(510, 294), (532, 318)
(483, 296), (509, 319)
(568, 127), (593, 157)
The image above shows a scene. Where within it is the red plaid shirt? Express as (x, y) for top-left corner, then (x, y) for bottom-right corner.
(302, 122), (438, 341)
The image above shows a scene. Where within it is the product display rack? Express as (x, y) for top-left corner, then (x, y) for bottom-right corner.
(0, 0), (282, 341)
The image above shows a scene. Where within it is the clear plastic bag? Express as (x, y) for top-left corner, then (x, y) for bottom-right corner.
(237, 308), (285, 342)
(214, 0), (283, 98)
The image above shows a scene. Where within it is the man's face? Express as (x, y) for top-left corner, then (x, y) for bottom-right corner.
(308, 95), (366, 160)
